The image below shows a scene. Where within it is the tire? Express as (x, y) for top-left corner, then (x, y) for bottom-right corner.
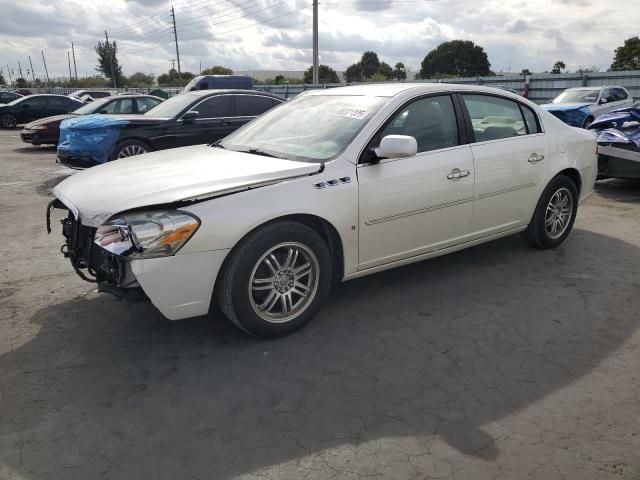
(218, 221), (333, 338)
(0, 114), (17, 129)
(521, 175), (579, 249)
(112, 139), (151, 160)
(582, 116), (594, 129)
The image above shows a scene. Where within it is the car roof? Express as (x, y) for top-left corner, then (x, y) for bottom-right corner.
(184, 89), (282, 99)
(302, 83), (524, 98)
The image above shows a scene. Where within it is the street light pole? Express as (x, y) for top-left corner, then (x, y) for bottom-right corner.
(312, 0), (319, 84)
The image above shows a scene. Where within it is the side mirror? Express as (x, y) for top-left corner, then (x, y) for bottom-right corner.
(374, 135), (417, 159)
(599, 98), (608, 104)
(182, 110), (199, 122)
(99, 109), (108, 114)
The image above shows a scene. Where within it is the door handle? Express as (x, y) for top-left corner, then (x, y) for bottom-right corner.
(447, 168), (471, 180)
(528, 153), (545, 163)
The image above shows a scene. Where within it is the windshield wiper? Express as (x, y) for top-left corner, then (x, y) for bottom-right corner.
(245, 148), (287, 160)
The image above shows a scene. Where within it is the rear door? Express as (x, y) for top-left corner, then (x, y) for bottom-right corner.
(459, 93), (549, 238)
(231, 95), (280, 131)
(174, 95), (233, 146)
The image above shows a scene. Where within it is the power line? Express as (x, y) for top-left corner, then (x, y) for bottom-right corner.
(178, 4), (311, 42)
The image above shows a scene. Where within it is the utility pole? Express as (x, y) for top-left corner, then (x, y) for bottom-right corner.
(28, 56), (36, 83)
(67, 51), (73, 85)
(71, 42), (78, 81)
(18, 60), (23, 79)
(312, 0), (319, 84)
(170, 59), (175, 70)
(6, 65), (12, 86)
(170, 5), (181, 83)
(105, 30), (117, 88)
(41, 51), (50, 85)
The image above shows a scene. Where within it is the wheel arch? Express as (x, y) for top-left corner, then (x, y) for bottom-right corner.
(554, 167), (582, 195)
(110, 136), (155, 160)
(214, 213), (346, 295)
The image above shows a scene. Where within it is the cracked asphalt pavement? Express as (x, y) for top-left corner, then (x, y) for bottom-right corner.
(1, 128), (640, 479)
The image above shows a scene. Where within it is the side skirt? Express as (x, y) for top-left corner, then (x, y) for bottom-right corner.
(343, 226), (526, 282)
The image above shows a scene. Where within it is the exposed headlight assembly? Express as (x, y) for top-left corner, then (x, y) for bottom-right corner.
(30, 125), (48, 130)
(95, 211), (200, 259)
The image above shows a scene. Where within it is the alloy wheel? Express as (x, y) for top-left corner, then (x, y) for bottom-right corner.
(117, 144), (147, 158)
(248, 242), (320, 324)
(545, 187), (573, 239)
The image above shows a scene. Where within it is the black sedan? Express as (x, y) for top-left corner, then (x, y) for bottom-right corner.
(0, 94), (85, 129)
(20, 94), (163, 146)
(57, 89), (284, 168)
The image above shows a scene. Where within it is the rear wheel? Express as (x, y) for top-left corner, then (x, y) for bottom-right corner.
(0, 114), (17, 129)
(112, 139), (150, 160)
(521, 175), (579, 249)
(218, 221), (332, 338)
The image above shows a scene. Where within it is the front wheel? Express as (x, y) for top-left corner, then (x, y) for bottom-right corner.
(112, 139), (150, 160)
(0, 114), (17, 129)
(521, 175), (579, 249)
(582, 116), (594, 129)
(218, 221), (333, 338)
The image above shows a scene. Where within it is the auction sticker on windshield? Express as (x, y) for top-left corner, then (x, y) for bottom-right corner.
(334, 108), (369, 119)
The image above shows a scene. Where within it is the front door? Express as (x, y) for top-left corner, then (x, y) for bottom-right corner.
(459, 94), (550, 238)
(175, 95), (235, 147)
(357, 95), (475, 270)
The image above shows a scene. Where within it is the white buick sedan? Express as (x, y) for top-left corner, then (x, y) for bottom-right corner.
(49, 84), (597, 337)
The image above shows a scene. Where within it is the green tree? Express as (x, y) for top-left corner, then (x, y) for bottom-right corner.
(0, 70), (6, 85)
(393, 62), (407, 81)
(378, 62), (393, 80)
(127, 72), (155, 87)
(157, 68), (195, 87)
(521, 68), (532, 76)
(368, 72), (387, 82)
(419, 40), (491, 78)
(15, 77), (28, 88)
(201, 65), (233, 75)
(345, 63), (362, 83)
(273, 74), (285, 84)
(610, 36), (640, 71)
(95, 40), (123, 86)
(303, 64), (340, 83)
(551, 61), (566, 74)
(360, 51), (381, 78)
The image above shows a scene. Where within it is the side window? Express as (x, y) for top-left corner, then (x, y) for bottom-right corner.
(520, 105), (541, 134)
(193, 95), (231, 118)
(234, 95), (274, 117)
(601, 88), (615, 103)
(101, 99), (134, 114)
(378, 95), (459, 153)
(137, 98), (161, 113)
(23, 97), (46, 108)
(614, 88), (628, 101)
(48, 97), (69, 109)
(462, 95), (528, 141)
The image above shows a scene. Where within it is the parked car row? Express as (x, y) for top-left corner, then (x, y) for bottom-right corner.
(46, 83), (598, 338)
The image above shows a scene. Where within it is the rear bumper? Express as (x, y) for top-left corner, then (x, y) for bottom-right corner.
(598, 146), (640, 179)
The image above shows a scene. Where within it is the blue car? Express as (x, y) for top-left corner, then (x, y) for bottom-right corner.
(589, 103), (640, 180)
(541, 86), (633, 129)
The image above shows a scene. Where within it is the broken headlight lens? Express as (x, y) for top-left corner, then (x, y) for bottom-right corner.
(95, 211), (200, 258)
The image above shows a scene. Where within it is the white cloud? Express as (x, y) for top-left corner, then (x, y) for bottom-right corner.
(0, 0), (637, 80)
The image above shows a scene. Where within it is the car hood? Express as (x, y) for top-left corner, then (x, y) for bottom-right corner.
(53, 145), (321, 227)
(25, 114), (73, 129)
(541, 103), (591, 112)
(62, 114), (168, 130)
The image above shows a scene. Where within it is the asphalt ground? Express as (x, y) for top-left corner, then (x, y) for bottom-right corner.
(1, 127), (640, 480)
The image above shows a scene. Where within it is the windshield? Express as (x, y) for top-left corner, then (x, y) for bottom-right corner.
(143, 93), (195, 117)
(219, 95), (389, 163)
(553, 89), (600, 104)
(73, 98), (111, 115)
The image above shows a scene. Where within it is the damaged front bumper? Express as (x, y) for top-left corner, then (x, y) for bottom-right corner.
(47, 200), (229, 320)
(47, 199), (147, 300)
